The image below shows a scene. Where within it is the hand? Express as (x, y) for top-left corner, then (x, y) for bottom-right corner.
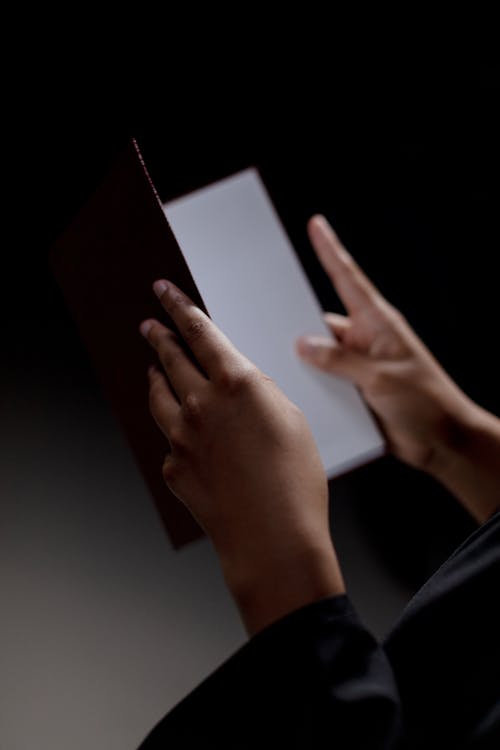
(140, 280), (344, 634)
(296, 216), (500, 523)
(296, 215), (470, 471)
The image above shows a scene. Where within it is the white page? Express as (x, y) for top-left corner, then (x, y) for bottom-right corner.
(164, 169), (385, 477)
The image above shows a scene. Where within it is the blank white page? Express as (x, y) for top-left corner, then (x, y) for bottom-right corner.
(164, 169), (385, 477)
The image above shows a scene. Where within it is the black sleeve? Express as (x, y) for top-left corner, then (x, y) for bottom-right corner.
(138, 594), (404, 749)
(138, 510), (500, 749)
(383, 508), (500, 748)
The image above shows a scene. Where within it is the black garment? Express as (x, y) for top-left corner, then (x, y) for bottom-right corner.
(139, 511), (500, 749)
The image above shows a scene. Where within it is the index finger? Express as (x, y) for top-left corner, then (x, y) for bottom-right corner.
(152, 279), (247, 379)
(308, 215), (382, 314)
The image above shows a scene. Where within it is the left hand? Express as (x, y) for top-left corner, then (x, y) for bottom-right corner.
(140, 280), (344, 634)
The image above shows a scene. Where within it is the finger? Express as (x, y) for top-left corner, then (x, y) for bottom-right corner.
(147, 365), (179, 440)
(140, 318), (206, 401)
(295, 335), (369, 387)
(323, 312), (351, 343)
(151, 279), (251, 382)
(308, 215), (382, 314)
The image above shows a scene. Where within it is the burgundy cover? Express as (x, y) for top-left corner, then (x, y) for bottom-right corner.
(50, 140), (205, 548)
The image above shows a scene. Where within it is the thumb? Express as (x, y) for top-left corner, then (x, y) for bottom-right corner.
(295, 336), (368, 386)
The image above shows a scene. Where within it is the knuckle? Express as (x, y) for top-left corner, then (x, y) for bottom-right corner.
(182, 392), (202, 423)
(391, 309), (410, 333)
(217, 364), (256, 395)
(166, 291), (185, 314)
(184, 318), (206, 345)
(377, 299), (405, 327)
(385, 301), (402, 319)
(162, 454), (179, 483)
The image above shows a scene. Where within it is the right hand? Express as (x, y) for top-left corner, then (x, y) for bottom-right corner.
(141, 279), (344, 634)
(296, 215), (473, 475)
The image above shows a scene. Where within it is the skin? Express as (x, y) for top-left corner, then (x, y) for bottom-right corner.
(139, 279), (345, 636)
(295, 216), (500, 525)
(140, 215), (500, 635)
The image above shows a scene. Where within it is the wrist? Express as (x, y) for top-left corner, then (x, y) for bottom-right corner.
(429, 395), (500, 523)
(217, 532), (345, 636)
(427, 392), (478, 479)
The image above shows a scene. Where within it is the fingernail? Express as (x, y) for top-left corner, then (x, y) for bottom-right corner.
(139, 320), (153, 337)
(153, 279), (169, 298)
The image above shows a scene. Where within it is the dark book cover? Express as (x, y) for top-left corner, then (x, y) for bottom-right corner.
(50, 140), (205, 548)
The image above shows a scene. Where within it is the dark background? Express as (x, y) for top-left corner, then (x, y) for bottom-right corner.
(6, 45), (499, 592)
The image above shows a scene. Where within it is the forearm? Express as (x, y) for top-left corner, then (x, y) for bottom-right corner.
(430, 397), (500, 524)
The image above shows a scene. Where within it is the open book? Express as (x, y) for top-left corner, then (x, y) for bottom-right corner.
(50, 141), (385, 548)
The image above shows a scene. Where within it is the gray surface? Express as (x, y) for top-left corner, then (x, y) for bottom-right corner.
(0, 362), (412, 749)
